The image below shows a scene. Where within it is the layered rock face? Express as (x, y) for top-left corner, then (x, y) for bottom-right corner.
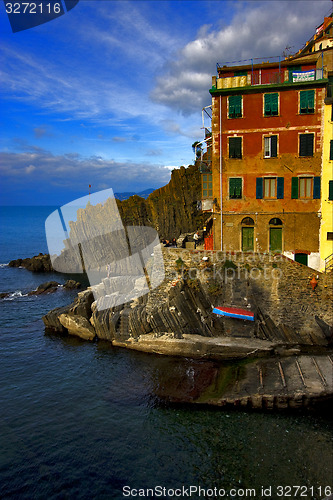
(43, 248), (333, 358)
(117, 165), (208, 239)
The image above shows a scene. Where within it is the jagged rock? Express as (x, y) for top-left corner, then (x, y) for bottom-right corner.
(0, 292), (10, 299)
(90, 302), (121, 341)
(63, 280), (81, 290)
(70, 289), (94, 318)
(9, 253), (53, 272)
(42, 304), (73, 333)
(58, 313), (96, 341)
(28, 281), (60, 295)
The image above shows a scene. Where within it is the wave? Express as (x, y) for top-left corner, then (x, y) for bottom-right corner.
(0, 263), (9, 268)
(2, 290), (29, 300)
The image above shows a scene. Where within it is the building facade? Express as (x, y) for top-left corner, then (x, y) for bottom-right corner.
(319, 93), (333, 271)
(200, 14), (333, 270)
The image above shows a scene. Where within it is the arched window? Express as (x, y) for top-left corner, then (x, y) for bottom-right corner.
(241, 217), (254, 225)
(269, 217), (283, 226)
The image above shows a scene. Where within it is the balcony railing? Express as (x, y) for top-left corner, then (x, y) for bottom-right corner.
(214, 68), (324, 90)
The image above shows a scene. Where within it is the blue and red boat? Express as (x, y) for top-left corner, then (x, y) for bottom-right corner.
(213, 305), (255, 321)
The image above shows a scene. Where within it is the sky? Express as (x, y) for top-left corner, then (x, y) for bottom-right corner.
(0, 0), (332, 205)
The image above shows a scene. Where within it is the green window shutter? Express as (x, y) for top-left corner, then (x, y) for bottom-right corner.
(313, 176), (321, 199)
(256, 178), (263, 199)
(229, 138), (235, 157)
(277, 177), (284, 199)
(229, 178), (236, 197)
(235, 137), (242, 158)
(271, 135), (278, 157)
(235, 96), (242, 117)
(229, 96), (242, 118)
(228, 97), (235, 118)
(299, 135), (306, 156)
(306, 134), (314, 156)
(300, 90), (315, 113)
(330, 140), (333, 161)
(329, 180), (333, 200)
(307, 90), (314, 112)
(235, 178), (242, 197)
(264, 94), (271, 115)
(229, 137), (242, 158)
(300, 134), (313, 156)
(230, 178), (242, 198)
(271, 94), (278, 115)
(291, 177), (299, 199)
(300, 91), (307, 113)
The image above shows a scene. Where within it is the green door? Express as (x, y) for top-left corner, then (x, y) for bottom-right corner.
(242, 227), (254, 251)
(295, 253), (308, 266)
(269, 228), (282, 253)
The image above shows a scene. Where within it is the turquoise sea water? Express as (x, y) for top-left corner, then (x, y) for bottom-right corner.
(0, 206), (332, 499)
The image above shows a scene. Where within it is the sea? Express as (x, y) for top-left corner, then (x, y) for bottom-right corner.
(0, 206), (332, 500)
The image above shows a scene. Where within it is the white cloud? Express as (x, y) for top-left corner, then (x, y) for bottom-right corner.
(151, 0), (331, 115)
(0, 148), (172, 193)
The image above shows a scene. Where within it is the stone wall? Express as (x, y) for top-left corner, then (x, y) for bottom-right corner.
(43, 247), (333, 357)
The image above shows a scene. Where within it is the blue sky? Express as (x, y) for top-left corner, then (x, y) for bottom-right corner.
(0, 0), (332, 205)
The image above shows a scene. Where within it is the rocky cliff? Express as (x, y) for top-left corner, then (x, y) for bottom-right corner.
(116, 164), (208, 239)
(43, 248), (333, 357)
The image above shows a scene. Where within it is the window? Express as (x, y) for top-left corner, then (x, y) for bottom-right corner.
(264, 135), (278, 158)
(328, 180), (333, 201)
(229, 178), (242, 199)
(241, 217), (254, 225)
(228, 95), (242, 118)
(264, 93), (278, 116)
(299, 177), (313, 199)
(269, 218), (283, 225)
(229, 137), (242, 158)
(264, 178), (277, 198)
(330, 140), (333, 161)
(328, 232), (333, 241)
(299, 134), (314, 157)
(202, 174), (212, 198)
(256, 177), (284, 199)
(300, 90), (315, 114)
(291, 176), (321, 199)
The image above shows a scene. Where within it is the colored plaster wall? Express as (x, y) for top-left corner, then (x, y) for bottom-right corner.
(210, 85), (326, 259)
(319, 102), (333, 270)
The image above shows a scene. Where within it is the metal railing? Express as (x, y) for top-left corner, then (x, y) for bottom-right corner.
(325, 253), (333, 273)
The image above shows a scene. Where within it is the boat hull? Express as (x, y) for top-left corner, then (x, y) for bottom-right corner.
(213, 306), (255, 321)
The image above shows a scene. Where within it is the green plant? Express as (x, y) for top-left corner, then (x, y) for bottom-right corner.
(222, 259), (237, 270)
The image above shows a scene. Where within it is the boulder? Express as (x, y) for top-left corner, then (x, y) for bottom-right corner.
(42, 304), (73, 333)
(64, 280), (81, 290)
(28, 281), (60, 295)
(58, 313), (96, 341)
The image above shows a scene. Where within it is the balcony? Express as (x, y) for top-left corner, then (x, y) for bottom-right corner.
(213, 67), (324, 91)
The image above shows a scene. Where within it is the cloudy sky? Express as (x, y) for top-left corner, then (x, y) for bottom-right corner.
(0, 0), (331, 205)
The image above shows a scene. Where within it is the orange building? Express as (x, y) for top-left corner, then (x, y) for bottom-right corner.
(200, 14), (333, 270)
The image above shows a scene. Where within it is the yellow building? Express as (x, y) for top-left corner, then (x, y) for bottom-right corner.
(319, 97), (333, 272)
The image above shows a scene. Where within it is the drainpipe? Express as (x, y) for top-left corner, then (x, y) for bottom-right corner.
(220, 95), (223, 251)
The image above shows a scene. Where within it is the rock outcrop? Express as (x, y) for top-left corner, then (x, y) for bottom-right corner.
(117, 165), (209, 240)
(9, 253), (53, 272)
(43, 248), (333, 360)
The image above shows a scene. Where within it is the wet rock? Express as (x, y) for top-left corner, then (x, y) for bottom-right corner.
(63, 280), (81, 290)
(28, 281), (60, 295)
(9, 253), (53, 272)
(58, 313), (96, 341)
(70, 289), (94, 318)
(0, 292), (10, 299)
(42, 303), (73, 333)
